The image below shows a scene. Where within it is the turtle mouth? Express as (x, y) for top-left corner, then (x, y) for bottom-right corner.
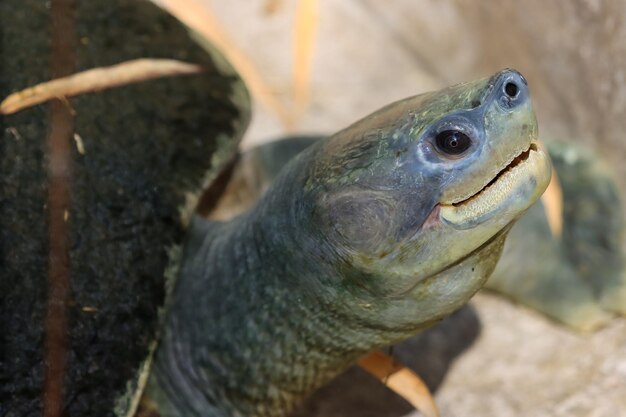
(439, 140), (549, 229)
(451, 141), (539, 208)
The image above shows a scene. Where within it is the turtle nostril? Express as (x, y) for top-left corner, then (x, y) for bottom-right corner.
(504, 82), (519, 98)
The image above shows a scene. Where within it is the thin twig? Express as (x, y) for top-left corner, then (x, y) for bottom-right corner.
(293, 0), (319, 116)
(43, 0), (75, 416)
(540, 168), (563, 238)
(358, 351), (441, 417)
(1, 59), (204, 115)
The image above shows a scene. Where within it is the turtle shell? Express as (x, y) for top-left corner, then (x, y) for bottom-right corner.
(0, 1), (249, 416)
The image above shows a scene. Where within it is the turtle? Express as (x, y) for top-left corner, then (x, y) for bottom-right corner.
(1, 1), (561, 416)
(134, 64), (553, 415)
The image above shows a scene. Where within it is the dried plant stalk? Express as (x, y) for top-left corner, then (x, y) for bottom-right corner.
(540, 168), (563, 238)
(358, 351), (441, 417)
(1, 59), (204, 115)
(293, 0), (319, 114)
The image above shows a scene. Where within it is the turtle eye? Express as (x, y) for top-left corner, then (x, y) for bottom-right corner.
(435, 130), (472, 156)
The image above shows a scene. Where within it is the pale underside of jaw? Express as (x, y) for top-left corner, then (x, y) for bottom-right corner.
(439, 141), (542, 226)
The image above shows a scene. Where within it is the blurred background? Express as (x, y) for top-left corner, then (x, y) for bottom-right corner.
(156, 0), (626, 194)
(151, 1), (626, 416)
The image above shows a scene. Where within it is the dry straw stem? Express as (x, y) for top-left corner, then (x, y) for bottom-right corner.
(358, 351), (441, 417)
(293, 0), (319, 115)
(0, 59), (204, 115)
(540, 168), (563, 238)
(157, 0), (295, 130)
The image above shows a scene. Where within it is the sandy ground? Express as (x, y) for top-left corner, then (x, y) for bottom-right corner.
(430, 294), (626, 417)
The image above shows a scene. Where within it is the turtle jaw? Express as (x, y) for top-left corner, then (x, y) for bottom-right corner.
(439, 139), (551, 229)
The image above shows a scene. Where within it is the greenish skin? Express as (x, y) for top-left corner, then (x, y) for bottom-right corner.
(142, 69), (551, 417)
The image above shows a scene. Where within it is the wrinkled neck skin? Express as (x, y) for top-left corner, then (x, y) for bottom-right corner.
(145, 143), (507, 417)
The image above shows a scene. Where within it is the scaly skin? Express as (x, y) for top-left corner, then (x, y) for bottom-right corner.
(140, 69), (551, 417)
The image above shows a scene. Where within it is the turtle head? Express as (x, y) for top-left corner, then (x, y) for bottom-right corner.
(305, 69), (552, 328)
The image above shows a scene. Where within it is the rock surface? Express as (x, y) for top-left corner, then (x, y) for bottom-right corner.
(430, 294), (626, 417)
